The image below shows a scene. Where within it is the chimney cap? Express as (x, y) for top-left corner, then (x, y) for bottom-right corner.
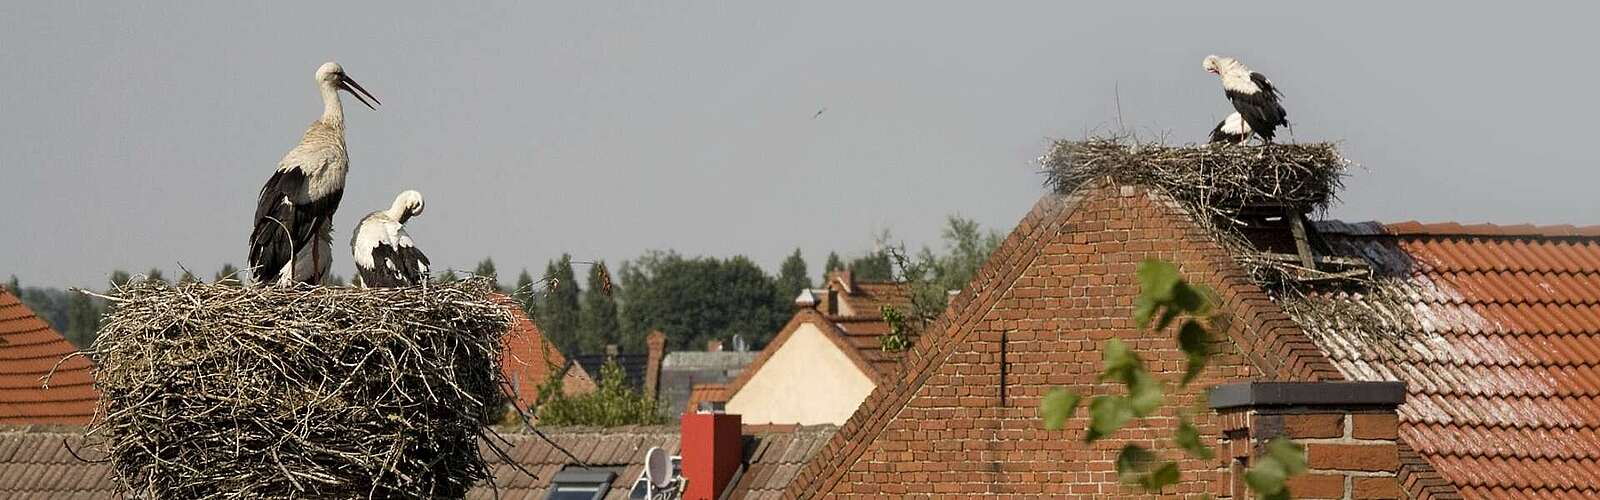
(1209, 381), (1406, 410)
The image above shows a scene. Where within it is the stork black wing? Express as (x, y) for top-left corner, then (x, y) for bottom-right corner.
(1209, 118), (1235, 144)
(248, 169), (342, 284)
(1225, 75), (1289, 142)
(358, 240), (430, 287)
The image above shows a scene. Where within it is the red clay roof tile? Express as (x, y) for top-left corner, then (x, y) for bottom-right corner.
(0, 290), (96, 425)
(1302, 222), (1600, 497)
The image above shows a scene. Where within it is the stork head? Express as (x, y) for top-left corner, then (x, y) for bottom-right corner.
(316, 61), (380, 111)
(391, 190), (425, 222)
(1202, 55), (1228, 75)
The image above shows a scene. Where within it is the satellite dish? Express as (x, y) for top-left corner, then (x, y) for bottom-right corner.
(644, 446), (672, 489)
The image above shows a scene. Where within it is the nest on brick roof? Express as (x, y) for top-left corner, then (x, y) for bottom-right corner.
(1041, 138), (1349, 214)
(80, 277), (514, 499)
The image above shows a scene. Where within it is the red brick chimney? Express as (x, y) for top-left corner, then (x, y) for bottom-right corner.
(1209, 381), (1408, 499)
(644, 330), (665, 400)
(680, 412), (742, 500)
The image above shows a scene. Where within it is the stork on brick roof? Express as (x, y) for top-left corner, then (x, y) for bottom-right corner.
(1203, 55), (1289, 144)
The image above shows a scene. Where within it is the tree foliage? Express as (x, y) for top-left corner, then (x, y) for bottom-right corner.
(578, 261), (621, 354)
(1038, 259), (1304, 497)
(474, 258), (502, 291)
(618, 251), (788, 351)
(823, 252), (844, 276)
(514, 269), (536, 313)
(538, 254), (582, 354)
(775, 248), (811, 303)
(214, 263), (243, 285)
(535, 358), (664, 427)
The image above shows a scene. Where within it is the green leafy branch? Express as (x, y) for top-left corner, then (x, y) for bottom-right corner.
(1038, 259), (1303, 497)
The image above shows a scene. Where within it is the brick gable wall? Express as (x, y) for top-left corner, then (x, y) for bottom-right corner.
(785, 183), (1360, 499)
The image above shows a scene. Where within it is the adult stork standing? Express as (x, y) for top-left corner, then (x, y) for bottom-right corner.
(1208, 112), (1251, 145)
(1202, 55), (1288, 143)
(351, 190), (431, 287)
(248, 62), (380, 285)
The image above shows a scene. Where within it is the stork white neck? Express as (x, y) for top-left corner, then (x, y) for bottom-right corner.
(319, 81), (345, 127)
(385, 191), (423, 223)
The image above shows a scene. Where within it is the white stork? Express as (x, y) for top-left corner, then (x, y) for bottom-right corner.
(1209, 112), (1251, 145)
(351, 190), (431, 287)
(1202, 55), (1288, 143)
(248, 62), (380, 285)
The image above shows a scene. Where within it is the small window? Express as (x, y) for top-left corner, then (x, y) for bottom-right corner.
(547, 468), (617, 500)
(696, 401), (726, 412)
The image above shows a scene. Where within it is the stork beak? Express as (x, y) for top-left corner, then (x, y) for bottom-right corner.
(338, 75), (380, 111)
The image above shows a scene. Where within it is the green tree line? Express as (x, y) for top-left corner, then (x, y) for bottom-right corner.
(8, 214), (1003, 356)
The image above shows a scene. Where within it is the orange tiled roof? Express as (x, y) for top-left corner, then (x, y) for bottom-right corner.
(1299, 221), (1600, 499)
(495, 295), (594, 408)
(685, 383), (727, 412)
(0, 289), (97, 425)
(826, 314), (904, 379)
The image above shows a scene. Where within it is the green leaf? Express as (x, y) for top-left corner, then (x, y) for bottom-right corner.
(1137, 259), (1181, 303)
(1127, 370), (1164, 416)
(1191, 284), (1221, 315)
(1085, 395), (1134, 442)
(1155, 306), (1182, 331)
(1039, 388), (1081, 430)
(1139, 462), (1181, 491)
(1133, 295), (1157, 329)
(1243, 459), (1288, 496)
(1099, 338), (1141, 382)
(1114, 443), (1157, 476)
(1264, 438), (1307, 475)
(1246, 438), (1306, 498)
(1171, 281), (1207, 313)
(1177, 320), (1211, 386)
(1174, 416), (1214, 459)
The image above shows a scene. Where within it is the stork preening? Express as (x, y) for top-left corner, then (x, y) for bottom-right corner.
(351, 190), (431, 287)
(1202, 55), (1288, 143)
(248, 62), (380, 285)
(1209, 112), (1251, 145)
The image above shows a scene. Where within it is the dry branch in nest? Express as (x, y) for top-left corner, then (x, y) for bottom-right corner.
(1040, 138), (1360, 289)
(1041, 138), (1349, 215)
(84, 277), (513, 499)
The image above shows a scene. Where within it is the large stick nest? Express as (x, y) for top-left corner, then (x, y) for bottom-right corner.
(1041, 139), (1349, 213)
(84, 277), (513, 499)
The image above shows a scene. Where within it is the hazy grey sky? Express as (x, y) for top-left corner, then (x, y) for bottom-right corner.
(4, 2), (1598, 288)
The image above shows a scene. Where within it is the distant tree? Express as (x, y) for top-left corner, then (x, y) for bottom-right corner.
(109, 270), (132, 290)
(514, 269), (536, 313)
(474, 258), (502, 291)
(534, 358), (663, 427)
(5, 275), (18, 293)
(325, 274), (347, 286)
(848, 251), (893, 281)
(434, 269), (459, 283)
(214, 263), (242, 285)
(928, 215), (1003, 293)
(178, 270), (200, 284)
(538, 254), (582, 354)
(824, 252), (844, 276)
(578, 261), (621, 354)
(775, 248), (811, 302)
(65, 293), (99, 349)
(619, 251), (788, 350)
(145, 268), (167, 283)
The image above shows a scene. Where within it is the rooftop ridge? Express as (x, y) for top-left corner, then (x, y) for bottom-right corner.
(1318, 220), (1600, 238)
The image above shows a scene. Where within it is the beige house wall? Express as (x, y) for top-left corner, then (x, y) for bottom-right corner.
(725, 322), (876, 425)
